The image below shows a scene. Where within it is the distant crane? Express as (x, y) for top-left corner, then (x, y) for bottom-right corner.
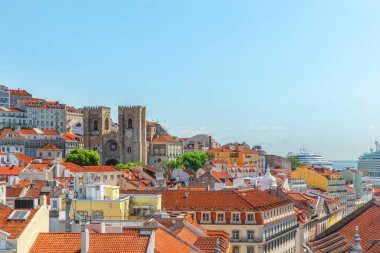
(375, 141), (380, 151)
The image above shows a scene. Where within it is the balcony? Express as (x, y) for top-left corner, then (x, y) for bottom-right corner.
(231, 237), (263, 243)
(265, 224), (299, 241)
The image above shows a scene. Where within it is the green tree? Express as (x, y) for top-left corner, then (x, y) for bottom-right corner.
(177, 152), (208, 172)
(65, 149), (100, 166)
(160, 159), (183, 180)
(288, 157), (304, 170)
(116, 162), (145, 170)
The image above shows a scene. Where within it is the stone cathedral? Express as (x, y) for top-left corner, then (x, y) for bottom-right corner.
(83, 106), (147, 165)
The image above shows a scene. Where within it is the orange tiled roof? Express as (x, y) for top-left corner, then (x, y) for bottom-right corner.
(155, 228), (199, 253)
(162, 188), (292, 213)
(22, 99), (65, 110)
(14, 152), (33, 163)
(173, 226), (199, 244)
(0, 107), (24, 112)
(19, 129), (37, 135)
(43, 130), (60, 136)
(207, 148), (235, 153)
(26, 163), (52, 172)
(285, 192), (317, 206)
(29, 231), (150, 253)
(0, 129), (24, 140)
(235, 189), (293, 211)
(141, 165), (162, 173)
(239, 147), (257, 154)
(60, 162), (88, 173)
(210, 171), (232, 179)
(37, 143), (61, 151)
(9, 89), (31, 96)
(61, 133), (82, 142)
(151, 135), (180, 143)
(25, 188), (42, 198)
(84, 166), (119, 172)
(210, 160), (227, 164)
(337, 202), (380, 253)
(0, 209), (37, 239)
(0, 166), (25, 175)
(6, 187), (24, 198)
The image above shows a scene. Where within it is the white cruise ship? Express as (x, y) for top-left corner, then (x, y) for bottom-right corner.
(287, 148), (333, 168)
(358, 141), (380, 186)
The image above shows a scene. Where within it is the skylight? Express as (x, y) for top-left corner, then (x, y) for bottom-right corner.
(8, 210), (31, 220)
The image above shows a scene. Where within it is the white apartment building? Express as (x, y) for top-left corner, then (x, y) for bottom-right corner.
(0, 107), (28, 128)
(19, 98), (66, 133)
(0, 85), (10, 108)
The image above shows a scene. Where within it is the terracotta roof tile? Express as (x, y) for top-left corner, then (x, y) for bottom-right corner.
(84, 166), (119, 172)
(60, 162), (88, 173)
(25, 188), (41, 198)
(0, 166), (25, 175)
(0, 129), (25, 140)
(43, 130), (60, 136)
(6, 187), (24, 198)
(151, 135), (180, 143)
(29, 231), (150, 253)
(0, 208), (37, 238)
(155, 228), (199, 253)
(37, 143), (61, 151)
(161, 189), (291, 213)
(10, 89), (31, 96)
(13, 152), (33, 163)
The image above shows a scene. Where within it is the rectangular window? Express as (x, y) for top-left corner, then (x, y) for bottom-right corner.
(247, 213), (255, 223)
(202, 212), (210, 222)
(77, 211), (88, 220)
(217, 212), (225, 222)
(232, 230), (240, 240)
(233, 247), (239, 253)
(92, 211), (104, 220)
(110, 175), (114, 180)
(52, 200), (58, 209)
(247, 247), (255, 253)
(248, 230), (255, 240)
(232, 213), (240, 222)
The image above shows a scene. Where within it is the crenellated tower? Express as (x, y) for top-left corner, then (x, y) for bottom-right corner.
(118, 106), (147, 164)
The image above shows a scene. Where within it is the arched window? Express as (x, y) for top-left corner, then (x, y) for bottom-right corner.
(105, 118), (110, 130)
(93, 120), (98, 131)
(128, 119), (133, 129)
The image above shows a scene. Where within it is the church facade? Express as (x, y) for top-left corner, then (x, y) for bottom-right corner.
(83, 106), (147, 165)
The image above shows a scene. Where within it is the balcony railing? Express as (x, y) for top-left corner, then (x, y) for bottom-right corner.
(265, 224), (299, 241)
(231, 237), (263, 243)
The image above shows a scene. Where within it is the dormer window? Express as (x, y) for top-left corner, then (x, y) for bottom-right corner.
(201, 212), (211, 223)
(232, 212), (241, 223)
(246, 212), (256, 224)
(216, 212), (225, 223)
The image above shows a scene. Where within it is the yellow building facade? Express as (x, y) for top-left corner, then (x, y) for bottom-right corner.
(70, 183), (162, 221)
(208, 147), (259, 166)
(291, 166), (328, 191)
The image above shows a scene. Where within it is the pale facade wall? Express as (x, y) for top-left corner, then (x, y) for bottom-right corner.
(70, 198), (130, 221)
(17, 206), (49, 253)
(0, 182), (5, 204)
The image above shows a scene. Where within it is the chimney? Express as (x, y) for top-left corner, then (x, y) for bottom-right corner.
(215, 238), (221, 253)
(40, 195), (47, 207)
(184, 191), (190, 198)
(81, 228), (89, 253)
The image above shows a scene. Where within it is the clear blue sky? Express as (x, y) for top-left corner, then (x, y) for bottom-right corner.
(1, 0), (380, 160)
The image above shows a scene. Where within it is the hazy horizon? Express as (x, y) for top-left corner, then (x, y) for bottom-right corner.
(1, 1), (380, 160)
